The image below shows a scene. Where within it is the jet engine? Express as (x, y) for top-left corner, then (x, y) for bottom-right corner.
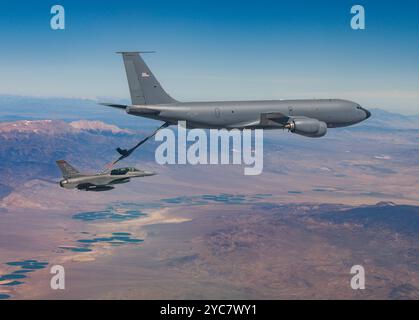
(285, 118), (327, 138)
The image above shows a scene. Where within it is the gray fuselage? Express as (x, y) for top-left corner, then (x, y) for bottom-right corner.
(126, 99), (371, 129)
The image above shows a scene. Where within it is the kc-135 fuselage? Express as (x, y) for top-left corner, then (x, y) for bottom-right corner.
(102, 52), (370, 138)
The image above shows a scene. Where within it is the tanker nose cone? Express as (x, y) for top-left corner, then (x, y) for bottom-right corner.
(59, 180), (68, 188)
(364, 108), (371, 119)
(355, 105), (371, 121)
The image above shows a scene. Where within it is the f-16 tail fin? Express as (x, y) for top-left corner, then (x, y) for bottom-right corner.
(117, 52), (177, 105)
(56, 160), (82, 179)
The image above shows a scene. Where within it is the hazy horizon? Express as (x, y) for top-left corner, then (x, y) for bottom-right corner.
(0, 93), (418, 117)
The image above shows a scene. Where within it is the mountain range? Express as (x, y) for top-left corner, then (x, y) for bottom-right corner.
(0, 95), (418, 200)
(0, 95), (419, 300)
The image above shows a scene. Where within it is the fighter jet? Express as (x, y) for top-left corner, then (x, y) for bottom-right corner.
(56, 160), (155, 191)
(102, 52), (371, 138)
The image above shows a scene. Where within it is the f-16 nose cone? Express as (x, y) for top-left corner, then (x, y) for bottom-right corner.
(143, 171), (156, 176)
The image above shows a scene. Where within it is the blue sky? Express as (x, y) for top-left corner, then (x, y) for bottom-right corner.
(0, 0), (418, 114)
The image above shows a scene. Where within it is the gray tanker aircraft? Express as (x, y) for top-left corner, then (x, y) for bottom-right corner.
(56, 160), (155, 191)
(102, 52), (371, 138)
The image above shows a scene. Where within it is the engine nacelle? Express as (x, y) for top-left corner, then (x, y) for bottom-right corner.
(285, 118), (327, 138)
